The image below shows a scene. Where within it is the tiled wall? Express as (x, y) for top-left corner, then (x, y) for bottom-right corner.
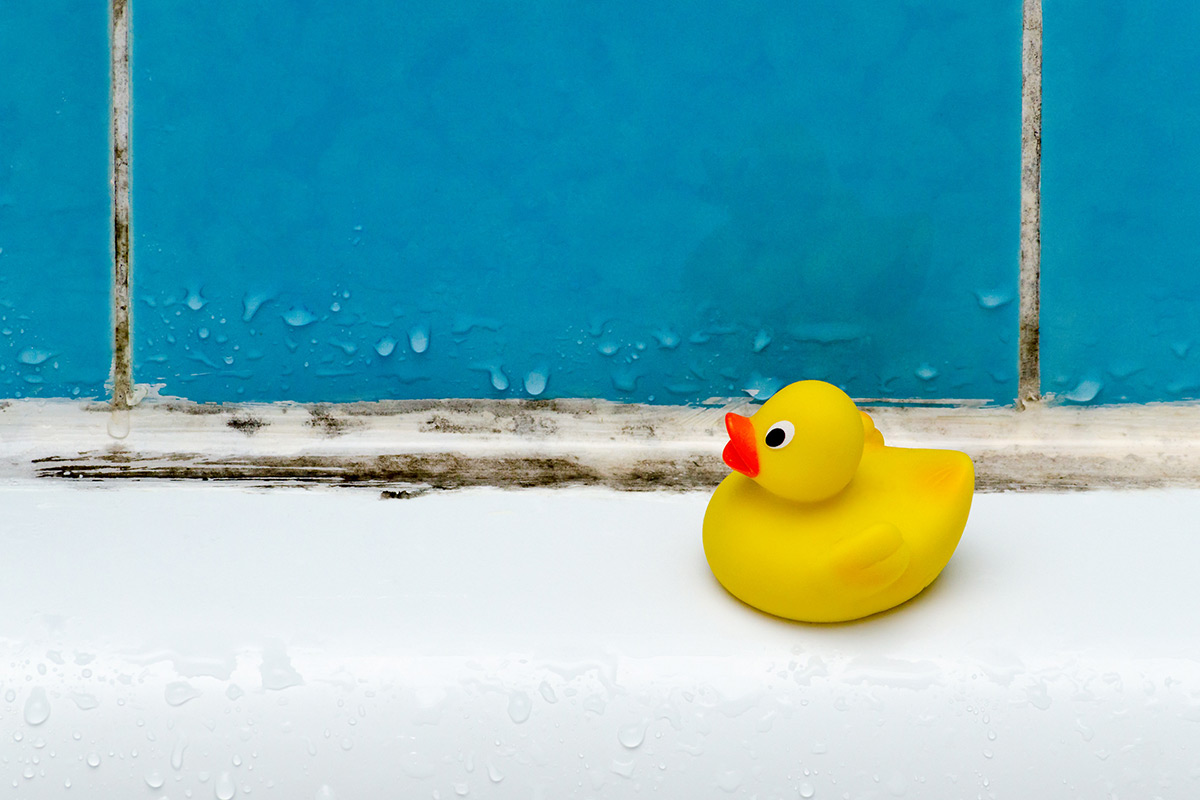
(1042, 1), (1200, 403)
(0, 3), (112, 399)
(15, 1), (1181, 407)
(128, 0), (1020, 405)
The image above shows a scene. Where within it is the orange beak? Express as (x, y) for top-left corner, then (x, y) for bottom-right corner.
(723, 412), (759, 477)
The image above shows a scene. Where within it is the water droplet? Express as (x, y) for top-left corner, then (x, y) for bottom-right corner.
(240, 292), (271, 322)
(487, 761), (504, 783)
(5, 688), (16, 702)
(215, 771), (237, 799)
(165, 681), (201, 707)
(146, 771), (165, 789)
(260, 647), (303, 691)
(489, 365), (509, 391)
(1172, 341), (1191, 358)
(538, 681), (557, 704)
(17, 348), (53, 365)
(597, 340), (620, 356)
(753, 330), (772, 353)
(915, 363), (938, 381)
(652, 328), (680, 349)
(226, 684), (244, 701)
(743, 373), (782, 401)
(171, 735), (188, 770)
(987, 729), (997, 741)
(450, 314), (501, 336)
(186, 288), (207, 311)
(374, 337), (396, 357)
(282, 306), (317, 327)
(799, 781), (816, 798)
(23, 687), (50, 725)
(611, 369), (638, 393)
(232, 754), (243, 767)
(315, 786), (335, 800)
(408, 325), (430, 354)
(523, 369), (547, 397)
(453, 782), (469, 796)
(107, 408), (130, 439)
(507, 691), (532, 724)
(983, 748), (993, 759)
(717, 770), (742, 792)
(71, 692), (99, 711)
(974, 290), (1013, 309)
(86, 752), (101, 769)
(330, 302), (341, 313)
(1064, 379), (1102, 403)
(617, 721), (646, 749)
(198, 327), (210, 339)
(340, 737), (353, 751)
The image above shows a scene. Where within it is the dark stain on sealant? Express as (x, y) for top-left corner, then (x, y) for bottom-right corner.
(30, 448), (1200, 493)
(227, 415), (268, 435)
(305, 406), (364, 437)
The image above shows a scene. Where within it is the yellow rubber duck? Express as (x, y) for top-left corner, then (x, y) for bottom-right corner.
(703, 380), (974, 623)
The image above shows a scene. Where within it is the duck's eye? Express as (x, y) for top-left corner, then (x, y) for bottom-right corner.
(764, 420), (795, 449)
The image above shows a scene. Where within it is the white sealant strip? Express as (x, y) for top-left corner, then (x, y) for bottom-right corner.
(4, 397), (1200, 490)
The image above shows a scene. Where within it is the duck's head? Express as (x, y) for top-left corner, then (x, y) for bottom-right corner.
(722, 380), (864, 502)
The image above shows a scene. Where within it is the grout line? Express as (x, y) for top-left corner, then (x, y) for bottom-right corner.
(110, 0), (133, 410)
(1018, 0), (1043, 409)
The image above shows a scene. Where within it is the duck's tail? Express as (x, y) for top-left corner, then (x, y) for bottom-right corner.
(860, 411), (885, 448)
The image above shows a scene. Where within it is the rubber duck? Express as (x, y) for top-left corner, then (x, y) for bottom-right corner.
(703, 380), (973, 622)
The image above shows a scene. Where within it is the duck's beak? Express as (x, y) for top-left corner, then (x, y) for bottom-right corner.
(723, 412), (760, 478)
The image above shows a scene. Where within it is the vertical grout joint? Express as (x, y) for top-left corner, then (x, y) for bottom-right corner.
(111, 0), (133, 410)
(1017, 0), (1043, 410)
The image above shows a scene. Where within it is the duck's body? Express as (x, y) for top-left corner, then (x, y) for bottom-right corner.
(702, 382), (974, 623)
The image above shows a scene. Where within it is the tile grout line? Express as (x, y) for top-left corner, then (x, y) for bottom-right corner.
(111, 0), (133, 410)
(1018, 0), (1042, 408)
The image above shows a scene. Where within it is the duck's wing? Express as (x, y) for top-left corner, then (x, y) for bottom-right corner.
(830, 521), (910, 590)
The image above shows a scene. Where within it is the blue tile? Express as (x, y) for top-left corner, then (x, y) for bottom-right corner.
(133, 1), (1020, 403)
(0, 3), (111, 398)
(1043, 1), (1200, 403)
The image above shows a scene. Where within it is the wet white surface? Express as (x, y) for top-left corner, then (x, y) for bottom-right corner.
(1, 481), (1198, 798)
